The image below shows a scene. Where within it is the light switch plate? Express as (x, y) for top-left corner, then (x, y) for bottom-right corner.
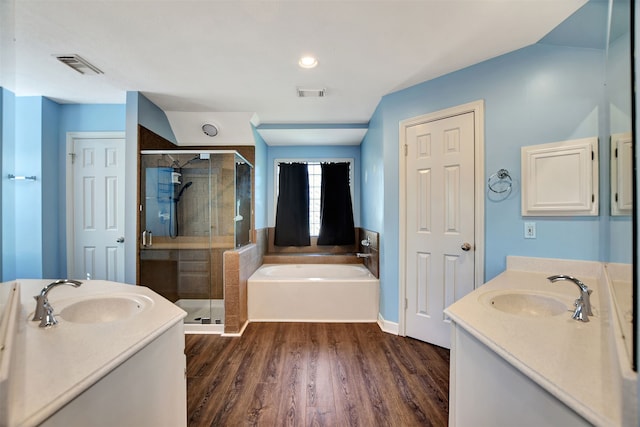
(524, 222), (536, 239)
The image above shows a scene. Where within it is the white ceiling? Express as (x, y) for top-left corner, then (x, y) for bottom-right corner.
(2, 0), (586, 145)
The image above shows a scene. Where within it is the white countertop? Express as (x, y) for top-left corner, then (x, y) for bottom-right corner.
(445, 257), (634, 427)
(4, 279), (186, 427)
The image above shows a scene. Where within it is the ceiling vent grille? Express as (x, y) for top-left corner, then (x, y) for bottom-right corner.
(297, 88), (326, 98)
(55, 54), (103, 75)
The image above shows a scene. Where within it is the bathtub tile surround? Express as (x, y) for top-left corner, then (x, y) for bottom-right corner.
(263, 227), (379, 278)
(252, 227), (268, 261)
(266, 226), (357, 254)
(223, 260), (241, 332)
(262, 253), (362, 265)
(223, 229), (266, 334)
(445, 256), (637, 426)
(358, 228), (379, 278)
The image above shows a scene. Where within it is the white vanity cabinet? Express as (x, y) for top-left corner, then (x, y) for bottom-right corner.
(41, 321), (186, 427)
(4, 279), (187, 427)
(445, 257), (637, 427)
(449, 325), (589, 427)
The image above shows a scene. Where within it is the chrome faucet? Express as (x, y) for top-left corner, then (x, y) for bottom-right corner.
(32, 279), (82, 327)
(547, 275), (593, 322)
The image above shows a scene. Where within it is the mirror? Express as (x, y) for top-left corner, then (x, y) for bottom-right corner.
(605, 0), (634, 367)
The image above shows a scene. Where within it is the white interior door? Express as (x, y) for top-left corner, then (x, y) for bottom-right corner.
(404, 111), (476, 348)
(67, 133), (125, 281)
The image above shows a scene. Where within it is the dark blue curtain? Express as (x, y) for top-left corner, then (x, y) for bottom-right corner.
(317, 162), (355, 245)
(274, 162), (310, 246)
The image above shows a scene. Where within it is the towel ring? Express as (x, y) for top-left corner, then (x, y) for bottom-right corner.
(488, 169), (512, 194)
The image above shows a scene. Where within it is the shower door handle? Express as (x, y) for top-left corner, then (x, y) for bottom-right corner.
(142, 230), (153, 247)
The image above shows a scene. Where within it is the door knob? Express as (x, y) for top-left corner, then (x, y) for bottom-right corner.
(461, 242), (472, 251)
(116, 237), (125, 243)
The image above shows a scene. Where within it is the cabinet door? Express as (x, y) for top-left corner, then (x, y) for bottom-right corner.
(521, 137), (598, 216)
(450, 325), (591, 427)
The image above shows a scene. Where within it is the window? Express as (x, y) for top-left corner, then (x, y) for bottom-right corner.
(308, 163), (322, 235)
(275, 159), (353, 236)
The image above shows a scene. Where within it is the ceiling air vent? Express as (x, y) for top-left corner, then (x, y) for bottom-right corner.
(55, 54), (103, 75)
(297, 87), (326, 98)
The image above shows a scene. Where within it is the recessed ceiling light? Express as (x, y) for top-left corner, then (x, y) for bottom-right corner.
(298, 55), (318, 69)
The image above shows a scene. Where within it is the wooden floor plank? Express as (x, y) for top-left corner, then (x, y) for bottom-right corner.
(186, 323), (449, 427)
(275, 339), (307, 426)
(306, 323), (335, 409)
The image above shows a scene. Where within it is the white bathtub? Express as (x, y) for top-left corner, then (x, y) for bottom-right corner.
(248, 264), (379, 322)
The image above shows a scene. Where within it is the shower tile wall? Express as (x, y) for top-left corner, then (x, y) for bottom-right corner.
(139, 250), (178, 301)
(223, 228), (266, 333)
(177, 250), (210, 299)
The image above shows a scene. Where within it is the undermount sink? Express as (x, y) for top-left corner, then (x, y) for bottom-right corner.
(481, 291), (569, 318)
(59, 295), (152, 323)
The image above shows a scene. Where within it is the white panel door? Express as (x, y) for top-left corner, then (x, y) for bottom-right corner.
(70, 136), (125, 281)
(405, 112), (475, 348)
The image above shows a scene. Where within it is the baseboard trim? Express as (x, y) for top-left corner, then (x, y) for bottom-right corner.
(222, 319), (250, 337)
(184, 323), (224, 335)
(185, 317), (397, 337)
(377, 313), (399, 335)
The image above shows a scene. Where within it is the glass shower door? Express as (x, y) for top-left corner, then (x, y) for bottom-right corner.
(139, 152), (222, 324)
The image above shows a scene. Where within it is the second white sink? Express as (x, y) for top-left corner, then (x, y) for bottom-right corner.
(59, 295), (152, 323)
(481, 291), (569, 318)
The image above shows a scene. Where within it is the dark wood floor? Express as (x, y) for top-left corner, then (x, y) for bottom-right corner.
(186, 322), (450, 427)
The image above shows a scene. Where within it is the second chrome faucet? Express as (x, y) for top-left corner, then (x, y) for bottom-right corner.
(547, 274), (593, 322)
(32, 279), (82, 327)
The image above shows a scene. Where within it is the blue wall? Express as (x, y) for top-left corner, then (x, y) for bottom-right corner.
(1, 92), (125, 281)
(253, 126), (268, 230)
(41, 98), (60, 278)
(14, 97), (43, 278)
(360, 104), (384, 233)
(137, 94), (177, 144)
(266, 145), (361, 228)
(0, 89), (3, 280)
(1, 89), (15, 280)
(362, 43), (606, 323)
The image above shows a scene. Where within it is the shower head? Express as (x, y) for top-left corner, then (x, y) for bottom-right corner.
(166, 154), (180, 168)
(182, 155), (201, 168)
(176, 181), (193, 202)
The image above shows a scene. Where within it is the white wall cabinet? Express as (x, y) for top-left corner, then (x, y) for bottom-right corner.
(521, 137), (598, 216)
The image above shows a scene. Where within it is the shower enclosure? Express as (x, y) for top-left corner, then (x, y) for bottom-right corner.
(138, 150), (252, 327)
